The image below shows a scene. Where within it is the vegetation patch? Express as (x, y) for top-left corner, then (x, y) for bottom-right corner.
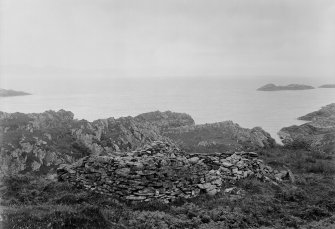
(1, 146), (335, 228)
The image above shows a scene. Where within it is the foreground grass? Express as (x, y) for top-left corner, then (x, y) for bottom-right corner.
(1, 146), (335, 229)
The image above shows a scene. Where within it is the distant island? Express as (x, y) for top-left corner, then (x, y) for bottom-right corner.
(0, 88), (31, 97)
(319, 84), (335, 88)
(257, 83), (314, 91)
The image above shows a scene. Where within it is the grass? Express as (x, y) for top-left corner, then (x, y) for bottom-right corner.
(1, 146), (335, 228)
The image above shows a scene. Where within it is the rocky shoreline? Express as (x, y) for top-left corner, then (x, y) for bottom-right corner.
(279, 103), (335, 152)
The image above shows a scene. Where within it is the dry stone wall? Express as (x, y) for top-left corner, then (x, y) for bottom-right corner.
(57, 141), (288, 202)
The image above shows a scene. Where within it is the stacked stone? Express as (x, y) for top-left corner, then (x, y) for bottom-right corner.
(218, 152), (277, 181)
(57, 141), (287, 202)
(58, 142), (222, 202)
(186, 151), (279, 182)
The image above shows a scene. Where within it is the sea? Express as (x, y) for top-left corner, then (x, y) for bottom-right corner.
(1, 75), (335, 143)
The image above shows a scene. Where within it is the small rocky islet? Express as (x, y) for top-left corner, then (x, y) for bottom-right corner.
(0, 88), (31, 97)
(257, 83), (315, 91)
(319, 84), (335, 88)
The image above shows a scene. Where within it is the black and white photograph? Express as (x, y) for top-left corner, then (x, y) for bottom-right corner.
(0, 0), (335, 228)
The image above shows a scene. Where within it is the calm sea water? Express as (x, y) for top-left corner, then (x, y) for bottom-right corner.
(1, 76), (335, 143)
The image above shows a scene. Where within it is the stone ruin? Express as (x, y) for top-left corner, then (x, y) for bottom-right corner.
(57, 141), (290, 203)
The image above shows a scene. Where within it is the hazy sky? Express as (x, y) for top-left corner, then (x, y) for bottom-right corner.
(1, 0), (335, 79)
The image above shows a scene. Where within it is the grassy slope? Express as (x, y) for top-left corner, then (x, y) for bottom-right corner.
(1, 146), (335, 229)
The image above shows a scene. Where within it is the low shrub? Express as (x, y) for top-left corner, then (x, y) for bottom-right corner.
(127, 210), (199, 229)
(306, 161), (335, 174)
(235, 177), (265, 194)
(55, 194), (85, 205)
(305, 156), (316, 163)
(297, 206), (331, 221)
(275, 187), (308, 202)
(309, 150), (332, 160)
(285, 139), (311, 150)
(131, 200), (171, 212)
(3, 204), (108, 229)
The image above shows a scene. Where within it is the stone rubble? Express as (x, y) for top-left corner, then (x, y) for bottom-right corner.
(57, 141), (290, 202)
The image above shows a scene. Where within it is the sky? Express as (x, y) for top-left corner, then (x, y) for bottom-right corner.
(0, 0), (335, 80)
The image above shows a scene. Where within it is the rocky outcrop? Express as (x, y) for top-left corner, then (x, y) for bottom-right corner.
(57, 141), (288, 202)
(0, 110), (168, 177)
(0, 110), (275, 176)
(298, 103), (335, 121)
(0, 89), (31, 97)
(0, 110), (86, 176)
(257, 84), (314, 91)
(278, 104), (335, 153)
(319, 84), (335, 88)
(134, 111), (195, 130)
(163, 121), (275, 153)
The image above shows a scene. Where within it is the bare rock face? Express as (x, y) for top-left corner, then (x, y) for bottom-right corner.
(72, 116), (168, 154)
(279, 104), (335, 152)
(163, 121), (275, 153)
(0, 110), (167, 176)
(133, 111), (275, 153)
(57, 141), (286, 202)
(134, 110), (195, 130)
(0, 110), (87, 177)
